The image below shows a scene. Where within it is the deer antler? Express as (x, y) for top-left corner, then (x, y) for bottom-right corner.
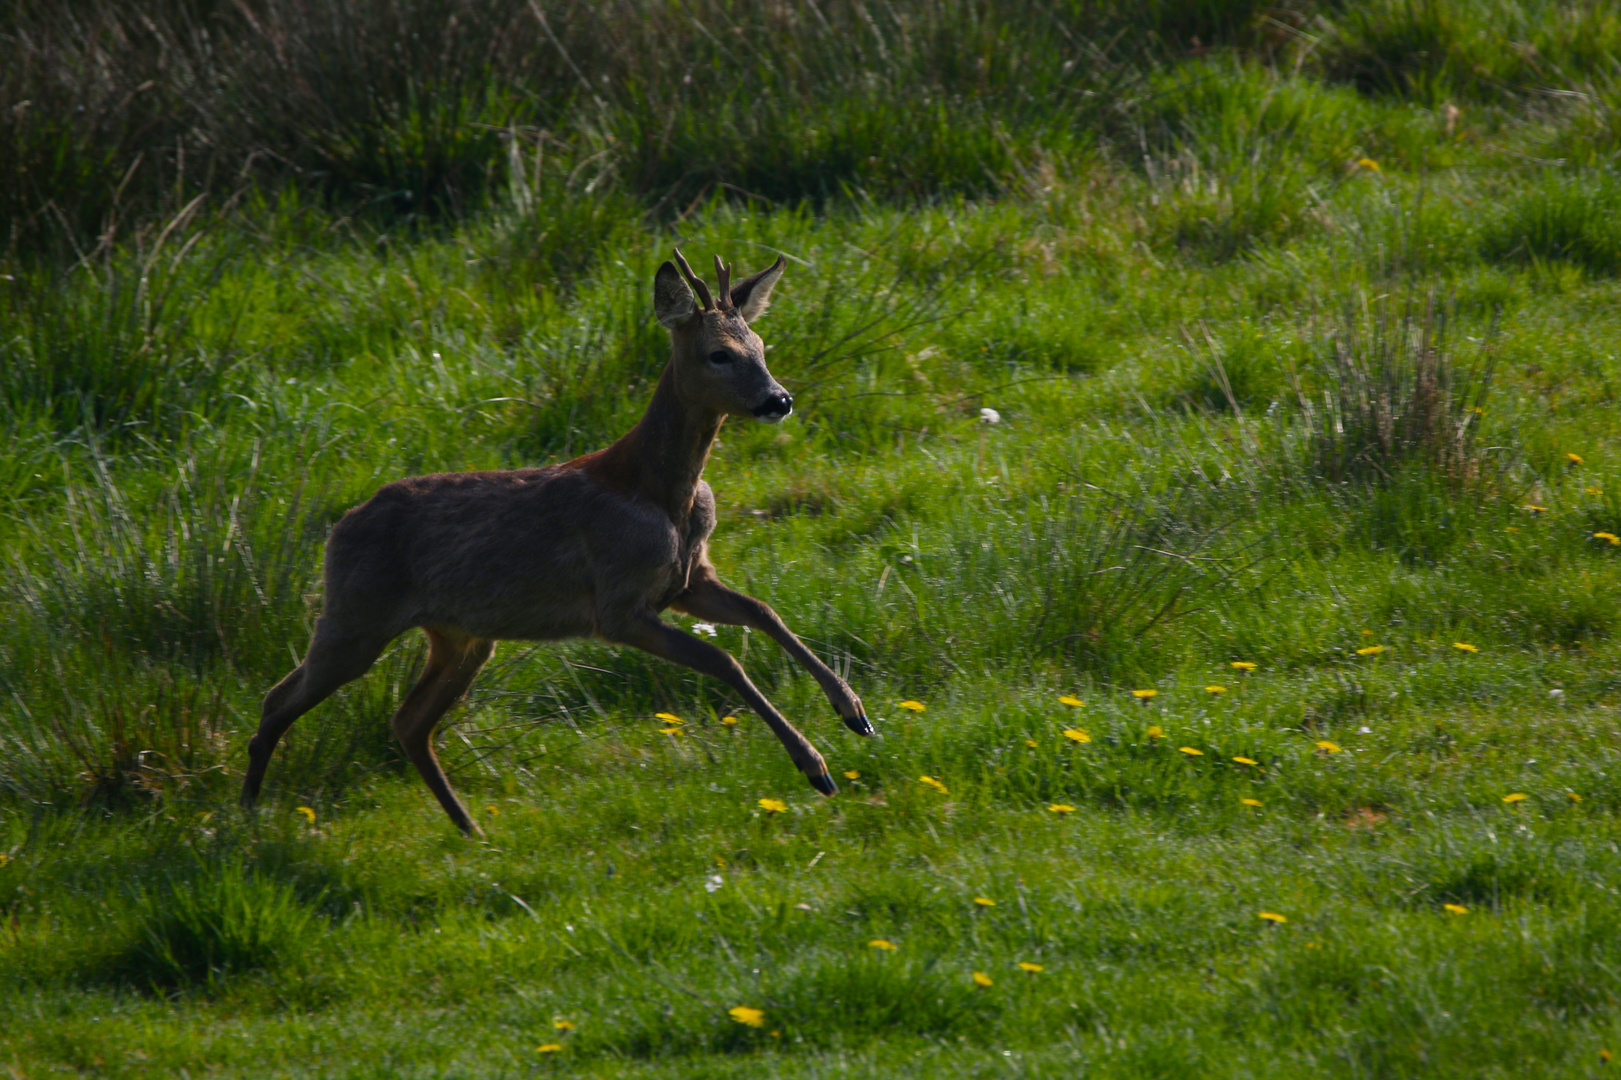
(713, 255), (733, 312)
(671, 248), (714, 311)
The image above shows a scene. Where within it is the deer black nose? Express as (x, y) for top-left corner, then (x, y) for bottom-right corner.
(751, 390), (793, 422)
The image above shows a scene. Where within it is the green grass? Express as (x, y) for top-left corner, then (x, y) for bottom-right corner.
(6, 4), (1621, 1077)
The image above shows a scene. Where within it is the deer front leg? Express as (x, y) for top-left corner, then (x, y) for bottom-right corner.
(672, 565), (872, 736)
(603, 609), (836, 795)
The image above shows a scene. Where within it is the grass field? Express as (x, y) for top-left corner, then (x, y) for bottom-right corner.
(4, 2), (1621, 1076)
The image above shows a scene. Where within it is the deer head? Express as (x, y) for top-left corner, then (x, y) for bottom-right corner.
(653, 249), (792, 422)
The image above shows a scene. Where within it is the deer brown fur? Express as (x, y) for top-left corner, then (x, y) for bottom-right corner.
(240, 251), (870, 835)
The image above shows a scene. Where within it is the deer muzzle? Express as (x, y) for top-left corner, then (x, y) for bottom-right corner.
(751, 389), (794, 423)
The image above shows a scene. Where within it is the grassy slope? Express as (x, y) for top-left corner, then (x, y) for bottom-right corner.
(5, 24), (1621, 1080)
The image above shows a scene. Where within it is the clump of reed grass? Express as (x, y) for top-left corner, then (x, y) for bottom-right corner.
(1293, 294), (1493, 489)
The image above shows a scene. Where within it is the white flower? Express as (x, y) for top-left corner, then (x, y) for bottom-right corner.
(1549, 688), (1564, 698)
(1357, 726), (1373, 734)
(705, 874), (724, 893)
(693, 623), (718, 637)
(979, 407), (1001, 424)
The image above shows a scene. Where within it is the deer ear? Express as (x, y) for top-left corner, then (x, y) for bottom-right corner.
(730, 255), (786, 322)
(654, 261), (697, 328)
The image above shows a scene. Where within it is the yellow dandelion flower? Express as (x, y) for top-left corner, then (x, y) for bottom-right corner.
(1595, 532), (1620, 546)
(1601, 1048), (1612, 1063)
(1131, 689), (1158, 699)
(1017, 961), (1045, 973)
(660, 727), (682, 735)
(0, 854), (8, 867)
(1568, 791), (1583, 802)
(1356, 645), (1386, 656)
(485, 805), (500, 816)
(655, 712), (683, 724)
(1024, 738), (1038, 748)
(1058, 695), (1084, 707)
(1502, 792), (1527, 804)
(1567, 452), (1584, 466)
(1241, 798), (1263, 807)
(1231, 661), (1258, 671)
(1315, 740), (1342, 753)
(720, 715), (739, 726)
(1258, 911), (1287, 923)
(536, 1044), (564, 1053)
(1178, 746), (1204, 756)
(1206, 685), (1227, 694)
(973, 897), (997, 907)
(296, 806), (316, 825)
(919, 775), (949, 794)
(728, 1006), (766, 1028)
(1361, 629), (1374, 636)
(972, 971), (994, 988)
(1233, 756), (1258, 766)
(868, 939), (897, 951)
(1048, 803), (1076, 815)
(898, 700), (926, 712)
(1453, 642), (1478, 653)
(1146, 724), (1165, 739)
(758, 798), (788, 813)
(1062, 728), (1091, 744)
(844, 770), (860, 780)
(1585, 486), (1603, 496)
(1444, 904), (1469, 915)
(1356, 157), (1380, 171)
(553, 1019), (575, 1030)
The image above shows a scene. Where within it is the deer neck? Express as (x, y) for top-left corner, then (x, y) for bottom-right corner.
(619, 362), (723, 518)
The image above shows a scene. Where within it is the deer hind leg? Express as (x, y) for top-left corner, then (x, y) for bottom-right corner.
(672, 567), (871, 736)
(604, 609), (836, 796)
(242, 617), (393, 810)
(389, 628), (495, 836)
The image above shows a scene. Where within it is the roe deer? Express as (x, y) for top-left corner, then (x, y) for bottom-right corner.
(241, 251), (871, 834)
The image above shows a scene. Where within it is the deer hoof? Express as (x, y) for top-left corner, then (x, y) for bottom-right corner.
(806, 771), (838, 796)
(841, 712), (875, 737)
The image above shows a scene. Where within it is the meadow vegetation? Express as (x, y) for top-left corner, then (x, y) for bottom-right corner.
(3, 1), (1621, 1076)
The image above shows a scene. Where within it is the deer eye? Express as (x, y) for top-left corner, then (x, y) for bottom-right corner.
(707, 350), (733, 365)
